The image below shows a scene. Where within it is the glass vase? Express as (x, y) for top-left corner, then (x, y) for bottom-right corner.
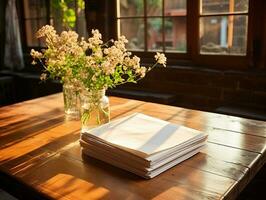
(63, 81), (80, 120)
(80, 89), (110, 132)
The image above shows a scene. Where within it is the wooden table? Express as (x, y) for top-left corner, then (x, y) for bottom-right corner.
(0, 93), (266, 200)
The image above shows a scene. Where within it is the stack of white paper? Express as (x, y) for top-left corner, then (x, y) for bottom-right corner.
(80, 113), (208, 179)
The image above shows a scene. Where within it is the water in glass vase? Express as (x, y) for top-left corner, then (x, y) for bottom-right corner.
(80, 89), (110, 132)
(63, 82), (80, 120)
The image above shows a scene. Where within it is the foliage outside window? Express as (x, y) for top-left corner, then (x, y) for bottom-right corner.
(23, 0), (87, 47)
(50, 0), (87, 37)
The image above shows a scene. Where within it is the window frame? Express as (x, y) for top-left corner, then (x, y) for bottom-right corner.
(115, 0), (255, 69)
(192, 0), (252, 69)
(19, 0), (50, 53)
(19, 0), (264, 70)
(20, 0), (87, 52)
(116, 0), (189, 60)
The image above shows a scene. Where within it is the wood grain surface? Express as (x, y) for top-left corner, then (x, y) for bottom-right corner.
(0, 93), (265, 200)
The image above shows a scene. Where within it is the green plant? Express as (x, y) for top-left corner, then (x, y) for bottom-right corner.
(51, 0), (85, 29)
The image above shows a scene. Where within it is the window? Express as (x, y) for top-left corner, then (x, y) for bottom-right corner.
(116, 0), (253, 68)
(23, 0), (49, 47)
(117, 0), (187, 53)
(22, 0), (87, 48)
(199, 0), (249, 55)
(50, 0), (87, 38)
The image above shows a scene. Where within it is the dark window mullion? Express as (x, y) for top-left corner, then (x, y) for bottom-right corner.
(117, 16), (146, 19)
(75, 0), (79, 32)
(37, 1), (41, 46)
(46, 0), (50, 24)
(187, 0), (199, 58)
(200, 11), (248, 17)
(118, 16), (162, 19)
(24, 17), (46, 20)
(144, 0), (148, 51)
(200, 13), (248, 18)
(162, 0), (165, 52)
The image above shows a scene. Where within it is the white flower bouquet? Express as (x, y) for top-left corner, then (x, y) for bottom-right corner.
(30, 25), (167, 91)
(31, 25), (167, 127)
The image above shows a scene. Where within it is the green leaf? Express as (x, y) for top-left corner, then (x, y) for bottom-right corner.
(77, 0), (85, 9)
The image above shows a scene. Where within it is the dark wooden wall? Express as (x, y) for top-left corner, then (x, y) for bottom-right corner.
(85, 0), (116, 41)
(117, 66), (266, 112)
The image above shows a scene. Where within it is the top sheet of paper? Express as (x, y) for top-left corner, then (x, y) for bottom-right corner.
(83, 113), (205, 157)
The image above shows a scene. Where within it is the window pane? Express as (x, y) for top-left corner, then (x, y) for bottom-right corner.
(119, 0), (144, 17)
(23, 0), (47, 18)
(50, 8), (64, 33)
(147, 0), (162, 16)
(50, 2), (87, 37)
(147, 18), (163, 51)
(165, 17), (186, 52)
(200, 15), (248, 55)
(119, 19), (145, 51)
(25, 19), (47, 46)
(25, 20), (39, 46)
(165, 0), (187, 16)
(201, 0), (249, 14)
(76, 9), (88, 38)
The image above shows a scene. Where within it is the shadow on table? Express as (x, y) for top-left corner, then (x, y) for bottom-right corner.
(0, 109), (64, 149)
(0, 104), (223, 200)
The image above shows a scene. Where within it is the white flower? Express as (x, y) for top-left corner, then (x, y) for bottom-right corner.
(102, 60), (115, 75)
(30, 49), (43, 59)
(136, 66), (147, 78)
(154, 52), (167, 67)
(88, 29), (103, 49)
(132, 56), (140, 69)
(118, 35), (128, 43)
(103, 48), (109, 55)
(92, 29), (102, 39)
(94, 48), (103, 58)
(40, 73), (47, 81)
(92, 75), (97, 81)
(36, 25), (56, 38)
(31, 25), (168, 91)
(80, 37), (89, 50)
